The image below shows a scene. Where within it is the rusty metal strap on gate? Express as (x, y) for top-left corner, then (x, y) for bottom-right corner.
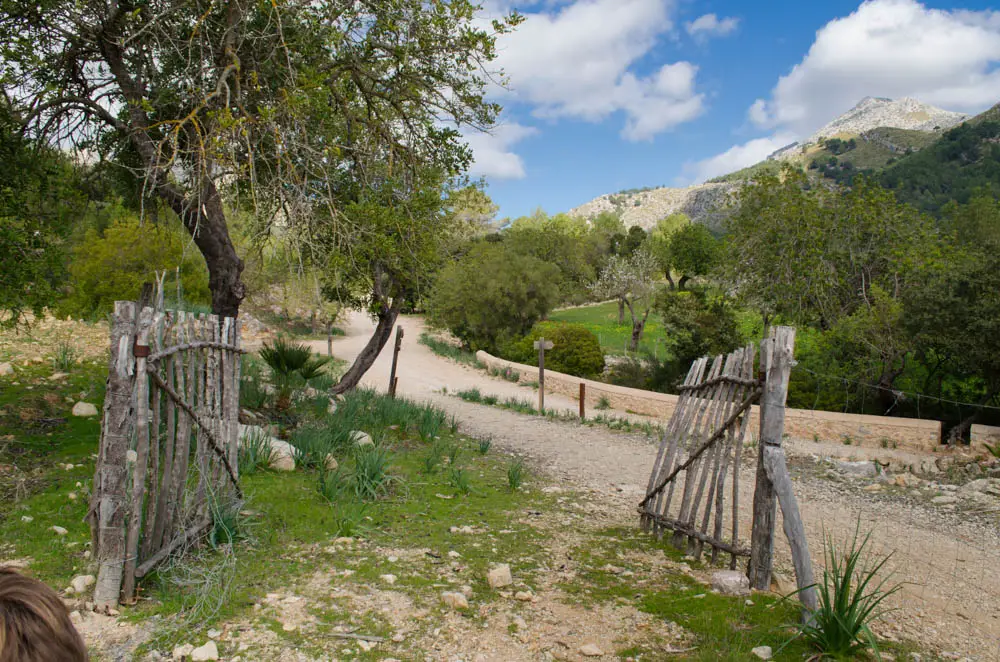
(145, 366), (243, 500)
(638, 386), (762, 509)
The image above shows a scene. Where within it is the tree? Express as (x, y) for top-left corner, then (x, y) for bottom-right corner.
(667, 223), (719, 290)
(622, 225), (648, 256)
(2, 0), (521, 390)
(590, 248), (659, 351)
(648, 213), (690, 289)
(655, 289), (742, 387)
(503, 212), (603, 304)
(426, 243), (561, 353)
(0, 109), (82, 327)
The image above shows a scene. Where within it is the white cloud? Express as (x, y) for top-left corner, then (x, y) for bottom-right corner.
(750, 0), (1000, 133)
(685, 14), (739, 40)
(682, 133), (796, 184)
(464, 123), (539, 180)
(691, 0), (1000, 185)
(489, 0), (705, 141)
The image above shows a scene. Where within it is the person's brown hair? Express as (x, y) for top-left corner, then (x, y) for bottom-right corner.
(0, 568), (87, 661)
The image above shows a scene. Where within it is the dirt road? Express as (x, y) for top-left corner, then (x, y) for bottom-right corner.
(308, 312), (1000, 659)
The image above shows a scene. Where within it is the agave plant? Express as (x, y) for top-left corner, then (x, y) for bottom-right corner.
(796, 523), (901, 660)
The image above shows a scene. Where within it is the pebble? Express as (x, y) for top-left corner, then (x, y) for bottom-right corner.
(172, 644), (194, 660)
(487, 564), (513, 589)
(441, 591), (469, 610)
(190, 641), (219, 661)
(751, 645), (773, 660)
(70, 575), (95, 594)
(72, 402), (99, 417)
(514, 590), (534, 601)
(21, 516), (33, 523)
(380, 574), (398, 585)
(579, 643), (604, 657)
(51, 526), (68, 536)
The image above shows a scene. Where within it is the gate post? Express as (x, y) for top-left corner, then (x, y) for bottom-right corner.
(748, 326), (793, 590)
(387, 325), (404, 398)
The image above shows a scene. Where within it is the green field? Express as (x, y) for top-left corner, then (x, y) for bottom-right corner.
(549, 301), (668, 357)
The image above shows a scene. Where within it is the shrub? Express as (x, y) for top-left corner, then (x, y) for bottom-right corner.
(502, 322), (605, 378)
(60, 215), (210, 319)
(259, 337), (331, 408)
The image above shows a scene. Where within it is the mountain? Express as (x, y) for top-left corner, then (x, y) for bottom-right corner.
(566, 97), (979, 227)
(567, 181), (736, 230)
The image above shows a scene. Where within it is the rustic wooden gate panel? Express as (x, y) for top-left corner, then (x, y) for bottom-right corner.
(90, 299), (244, 607)
(639, 344), (760, 568)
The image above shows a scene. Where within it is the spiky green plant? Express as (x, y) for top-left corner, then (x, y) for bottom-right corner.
(449, 467), (472, 495)
(51, 341), (78, 372)
(795, 524), (900, 660)
(353, 445), (397, 500)
(424, 440), (448, 474)
(478, 437), (492, 455)
(507, 458), (525, 492)
(238, 428), (273, 475)
(259, 337), (331, 407)
(447, 444), (461, 466)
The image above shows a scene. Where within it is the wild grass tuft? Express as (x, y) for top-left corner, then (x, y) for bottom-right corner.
(456, 387), (483, 403)
(51, 341), (78, 372)
(507, 458), (525, 492)
(239, 355), (269, 410)
(595, 395), (611, 410)
(447, 444), (461, 466)
(353, 445), (397, 500)
(238, 428), (273, 475)
(449, 467), (472, 495)
(478, 437), (492, 455)
(793, 524), (900, 660)
(419, 332), (483, 367)
(424, 440), (448, 474)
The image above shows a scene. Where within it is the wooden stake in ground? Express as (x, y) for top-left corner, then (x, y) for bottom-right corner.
(579, 382), (586, 419)
(388, 325), (404, 398)
(534, 338), (553, 412)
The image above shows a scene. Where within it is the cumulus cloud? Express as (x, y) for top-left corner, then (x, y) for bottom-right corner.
(685, 14), (740, 40)
(682, 133), (796, 184)
(489, 0), (705, 141)
(690, 0), (1000, 185)
(464, 123), (539, 180)
(749, 0), (1000, 133)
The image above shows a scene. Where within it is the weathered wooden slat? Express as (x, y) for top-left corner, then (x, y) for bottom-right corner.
(639, 512), (750, 557)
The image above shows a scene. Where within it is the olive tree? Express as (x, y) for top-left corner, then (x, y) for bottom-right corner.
(590, 248), (659, 351)
(1, 0), (521, 391)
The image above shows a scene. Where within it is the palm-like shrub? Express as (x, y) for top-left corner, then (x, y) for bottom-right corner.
(798, 525), (900, 659)
(259, 338), (331, 408)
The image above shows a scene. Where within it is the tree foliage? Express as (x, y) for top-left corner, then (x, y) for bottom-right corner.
(426, 243), (561, 353)
(590, 248), (659, 351)
(502, 322), (605, 379)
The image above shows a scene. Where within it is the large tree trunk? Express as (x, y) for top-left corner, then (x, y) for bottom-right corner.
(678, 275), (690, 291)
(617, 298), (626, 325)
(628, 308), (651, 352)
(665, 271), (676, 290)
(331, 299), (402, 395)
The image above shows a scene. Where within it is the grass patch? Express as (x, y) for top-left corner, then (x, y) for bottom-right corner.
(419, 332), (483, 367)
(550, 301), (665, 357)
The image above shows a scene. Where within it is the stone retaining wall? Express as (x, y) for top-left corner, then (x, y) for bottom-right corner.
(476, 351), (942, 453)
(972, 425), (1000, 454)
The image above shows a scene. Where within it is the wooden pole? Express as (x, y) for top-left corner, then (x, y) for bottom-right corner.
(387, 325), (404, 398)
(326, 322), (333, 357)
(534, 338), (553, 412)
(579, 383), (586, 419)
(748, 326), (794, 591)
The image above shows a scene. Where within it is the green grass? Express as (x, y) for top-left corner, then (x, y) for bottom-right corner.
(549, 301), (667, 357)
(419, 332), (483, 367)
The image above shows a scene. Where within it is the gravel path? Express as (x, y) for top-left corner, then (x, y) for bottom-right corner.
(309, 313), (1000, 659)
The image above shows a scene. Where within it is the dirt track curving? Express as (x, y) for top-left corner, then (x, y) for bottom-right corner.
(307, 312), (1000, 660)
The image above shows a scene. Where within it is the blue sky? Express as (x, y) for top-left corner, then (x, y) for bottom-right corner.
(467, 0), (1000, 219)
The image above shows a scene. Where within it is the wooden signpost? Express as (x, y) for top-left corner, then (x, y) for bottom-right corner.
(388, 325), (404, 398)
(534, 337), (554, 412)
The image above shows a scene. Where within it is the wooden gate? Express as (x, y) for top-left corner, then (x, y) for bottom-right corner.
(638, 326), (818, 616)
(639, 343), (760, 567)
(89, 297), (244, 608)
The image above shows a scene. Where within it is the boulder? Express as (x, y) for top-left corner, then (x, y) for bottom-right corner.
(267, 439), (296, 471)
(0, 362), (14, 377)
(327, 399), (338, 415)
(351, 431), (374, 448)
(325, 455), (339, 472)
(70, 575), (95, 594)
(931, 495), (958, 505)
(487, 564), (513, 589)
(711, 570), (750, 596)
(172, 644), (194, 660)
(72, 402), (99, 417)
(441, 591), (469, 610)
(769, 571), (796, 596)
(190, 641), (219, 661)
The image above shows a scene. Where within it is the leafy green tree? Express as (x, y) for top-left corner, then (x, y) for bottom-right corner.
(61, 216), (211, 319)
(648, 213), (690, 288)
(2, 0), (521, 392)
(621, 225), (649, 256)
(655, 289), (743, 388)
(0, 112), (83, 327)
(426, 243), (561, 353)
(667, 223), (720, 290)
(502, 322), (605, 378)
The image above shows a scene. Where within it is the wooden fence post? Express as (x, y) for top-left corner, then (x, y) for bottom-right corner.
(388, 325), (404, 398)
(748, 326), (817, 620)
(579, 383), (586, 419)
(534, 338), (553, 412)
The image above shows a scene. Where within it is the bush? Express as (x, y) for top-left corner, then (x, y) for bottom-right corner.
(60, 215), (210, 318)
(426, 242), (561, 352)
(501, 322), (605, 378)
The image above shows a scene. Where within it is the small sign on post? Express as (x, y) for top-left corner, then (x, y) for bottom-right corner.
(388, 325), (404, 398)
(534, 337), (554, 412)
